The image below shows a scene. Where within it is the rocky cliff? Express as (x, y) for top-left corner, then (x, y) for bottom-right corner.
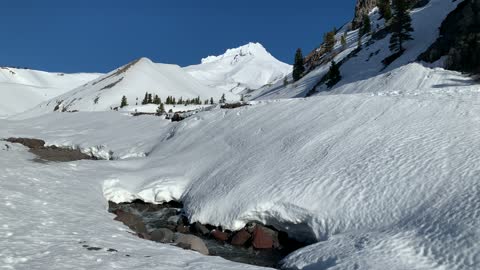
(419, 0), (480, 74)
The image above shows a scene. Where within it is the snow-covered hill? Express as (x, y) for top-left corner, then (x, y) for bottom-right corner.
(26, 57), (228, 115)
(249, 0), (469, 100)
(0, 67), (100, 117)
(185, 43), (291, 94)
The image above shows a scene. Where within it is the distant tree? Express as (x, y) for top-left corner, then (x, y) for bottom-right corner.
(120, 95), (128, 108)
(210, 97), (214, 105)
(378, 0), (392, 21)
(292, 48), (305, 82)
(341, 32), (347, 48)
(326, 61), (342, 88)
(357, 31), (363, 49)
(177, 97), (183, 105)
(361, 15), (372, 36)
(142, 92), (148, 105)
(204, 99), (209, 105)
(156, 103), (165, 116)
(153, 95), (161, 105)
(283, 77), (288, 86)
(389, 0), (414, 53)
(240, 94), (244, 102)
(147, 93), (153, 104)
(219, 93), (226, 104)
(172, 97), (176, 104)
(324, 31), (336, 52)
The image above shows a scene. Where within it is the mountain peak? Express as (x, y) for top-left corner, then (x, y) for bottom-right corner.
(200, 42), (272, 65)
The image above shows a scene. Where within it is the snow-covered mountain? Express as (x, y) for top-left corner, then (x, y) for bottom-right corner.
(185, 42), (291, 94)
(0, 67), (100, 117)
(28, 57), (227, 114)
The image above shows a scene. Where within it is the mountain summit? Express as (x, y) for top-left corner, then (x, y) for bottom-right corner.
(185, 42), (291, 94)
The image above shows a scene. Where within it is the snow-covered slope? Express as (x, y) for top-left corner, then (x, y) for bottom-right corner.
(250, 0), (466, 100)
(0, 67), (100, 117)
(185, 43), (291, 94)
(26, 57), (227, 115)
(2, 87), (479, 269)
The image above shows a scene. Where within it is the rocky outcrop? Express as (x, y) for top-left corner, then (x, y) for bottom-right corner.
(352, 0), (378, 29)
(173, 233), (209, 255)
(419, 0), (480, 74)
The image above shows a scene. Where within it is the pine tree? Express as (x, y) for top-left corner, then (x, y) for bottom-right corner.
(292, 48), (305, 82)
(156, 103), (165, 116)
(389, 0), (414, 53)
(361, 15), (372, 36)
(357, 31), (363, 49)
(120, 95), (128, 108)
(378, 0), (392, 21)
(204, 99), (209, 105)
(341, 32), (347, 48)
(324, 31), (336, 52)
(153, 95), (160, 105)
(210, 97), (214, 105)
(240, 94), (244, 102)
(142, 92), (148, 105)
(147, 93), (153, 104)
(326, 61), (342, 88)
(219, 93), (226, 104)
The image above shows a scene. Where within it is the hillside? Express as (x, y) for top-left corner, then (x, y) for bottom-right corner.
(249, 0), (470, 100)
(0, 67), (100, 117)
(26, 57), (227, 115)
(185, 43), (291, 94)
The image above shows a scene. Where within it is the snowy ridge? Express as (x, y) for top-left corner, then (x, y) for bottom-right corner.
(0, 67), (100, 117)
(23, 57), (228, 116)
(185, 43), (291, 94)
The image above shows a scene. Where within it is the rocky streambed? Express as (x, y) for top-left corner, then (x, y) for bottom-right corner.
(109, 200), (307, 269)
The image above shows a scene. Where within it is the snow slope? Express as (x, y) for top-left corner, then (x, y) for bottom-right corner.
(2, 86), (479, 269)
(250, 0), (465, 100)
(0, 140), (269, 270)
(25, 57), (227, 115)
(185, 43), (291, 94)
(0, 67), (100, 117)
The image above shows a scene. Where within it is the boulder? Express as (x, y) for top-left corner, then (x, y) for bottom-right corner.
(193, 222), (210, 236)
(175, 225), (190, 233)
(150, 228), (174, 243)
(173, 233), (209, 255)
(211, 230), (229, 242)
(252, 226), (275, 249)
(113, 210), (147, 234)
(231, 229), (251, 246)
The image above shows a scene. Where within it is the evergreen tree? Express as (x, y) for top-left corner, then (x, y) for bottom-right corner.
(326, 61), (342, 88)
(341, 33), (347, 48)
(283, 77), (288, 86)
(153, 95), (161, 105)
(292, 48), (305, 82)
(156, 103), (165, 116)
(204, 100), (209, 105)
(240, 94), (244, 102)
(389, 0), (414, 53)
(378, 0), (392, 21)
(120, 95), (128, 108)
(357, 31), (363, 49)
(147, 93), (153, 104)
(361, 15), (372, 36)
(172, 97), (176, 104)
(210, 97), (214, 105)
(324, 31), (336, 52)
(219, 93), (226, 104)
(178, 97), (183, 105)
(142, 92), (148, 105)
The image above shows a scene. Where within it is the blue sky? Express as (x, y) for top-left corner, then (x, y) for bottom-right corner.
(1, 0), (356, 73)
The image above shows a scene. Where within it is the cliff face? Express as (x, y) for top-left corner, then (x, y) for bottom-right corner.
(419, 0), (480, 74)
(352, 0), (378, 29)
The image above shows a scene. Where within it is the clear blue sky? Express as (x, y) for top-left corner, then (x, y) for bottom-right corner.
(1, 0), (356, 73)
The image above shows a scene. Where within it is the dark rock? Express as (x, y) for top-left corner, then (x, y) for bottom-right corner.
(150, 228), (174, 243)
(352, 0), (378, 30)
(173, 233), (209, 255)
(171, 113), (185, 122)
(252, 226), (275, 249)
(211, 230), (230, 242)
(5, 138), (45, 149)
(175, 225), (190, 233)
(231, 229), (251, 246)
(113, 210), (148, 234)
(193, 222), (210, 236)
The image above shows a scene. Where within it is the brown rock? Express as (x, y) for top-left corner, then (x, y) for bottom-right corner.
(6, 137), (45, 149)
(193, 222), (210, 236)
(173, 234), (209, 255)
(231, 229), (251, 246)
(150, 228), (174, 243)
(113, 210), (147, 234)
(211, 230), (229, 242)
(175, 225), (190, 233)
(252, 226), (274, 249)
